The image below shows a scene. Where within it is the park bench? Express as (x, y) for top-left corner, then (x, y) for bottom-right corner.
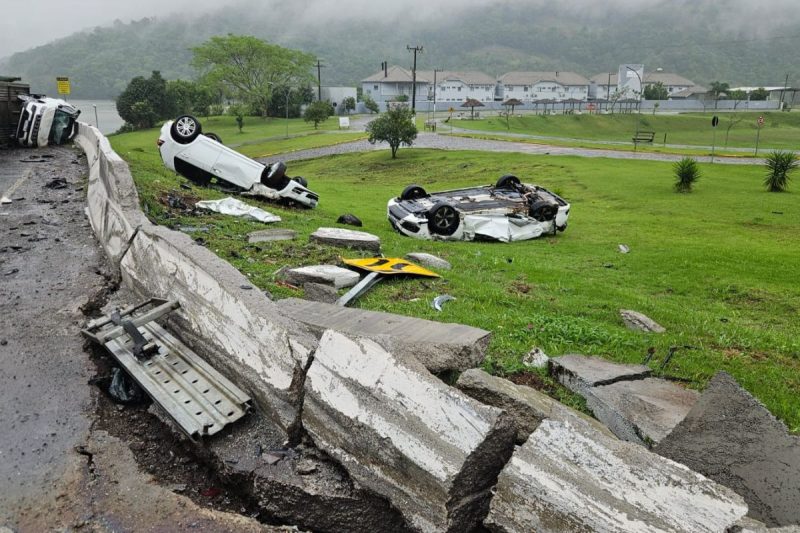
(632, 131), (655, 144)
(424, 119), (437, 132)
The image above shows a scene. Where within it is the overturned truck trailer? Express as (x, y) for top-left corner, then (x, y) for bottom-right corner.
(0, 76), (29, 147)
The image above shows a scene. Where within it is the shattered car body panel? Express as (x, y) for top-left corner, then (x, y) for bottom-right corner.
(157, 116), (318, 208)
(387, 179), (570, 242)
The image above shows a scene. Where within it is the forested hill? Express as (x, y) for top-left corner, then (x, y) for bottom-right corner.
(3, 0), (799, 99)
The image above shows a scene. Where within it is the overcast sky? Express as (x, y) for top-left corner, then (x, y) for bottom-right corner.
(2, 0), (799, 59)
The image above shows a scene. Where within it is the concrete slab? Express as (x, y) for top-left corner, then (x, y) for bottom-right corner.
(310, 227), (380, 252)
(303, 331), (516, 533)
(247, 229), (298, 243)
(280, 265), (360, 289)
(278, 298), (491, 372)
(620, 309), (666, 333)
(550, 354), (651, 393)
(405, 252), (451, 270)
(589, 378), (699, 446)
(655, 372), (800, 527)
(302, 282), (339, 304)
(455, 369), (615, 443)
(484, 419), (748, 532)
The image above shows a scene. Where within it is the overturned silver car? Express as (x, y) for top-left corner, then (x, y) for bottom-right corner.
(387, 175), (570, 242)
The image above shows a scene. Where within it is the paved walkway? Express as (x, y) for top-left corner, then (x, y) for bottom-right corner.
(260, 131), (764, 166)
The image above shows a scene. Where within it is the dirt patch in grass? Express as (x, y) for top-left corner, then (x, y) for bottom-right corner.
(507, 371), (559, 395)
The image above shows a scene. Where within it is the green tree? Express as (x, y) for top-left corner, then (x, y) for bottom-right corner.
(673, 157), (700, 193)
(643, 81), (668, 100)
(366, 105), (418, 158)
(116, 71), (170, 129)
(709, 81), (730, 109)
(764, 150), (797, 192)
(363, 94), (380, 114)
(343, 97), (356, 114)
(750, 87), (769, 101)
(303, 101), (333, 129)
(192, 35), (315, 117)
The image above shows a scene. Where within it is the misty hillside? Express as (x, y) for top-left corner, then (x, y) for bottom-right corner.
(3, 0), (799, 98)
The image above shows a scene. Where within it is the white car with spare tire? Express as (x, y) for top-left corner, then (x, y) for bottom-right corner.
(387, 175), (570, 242)
(157, 115), (318, 208)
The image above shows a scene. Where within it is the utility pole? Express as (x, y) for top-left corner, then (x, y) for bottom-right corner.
(316, 60), (325, 101)
(433, 68), (442, 122)
(780, 73), (789, 110)
(406, 45), (423, 113)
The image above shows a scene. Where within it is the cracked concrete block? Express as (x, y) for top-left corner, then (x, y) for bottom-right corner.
(310, 227), (381, 252)
(549, 354), (651, 393)
(278, 298), (490, 372)
(655, 372), (800, 527)
(280, 264), (360, 289)
(405, 252), (452, 270)
(302, 282), (339, 304)
(247, 229), (298, 243)
(485, 419), (748, 533)
(303, 330), (516, 532)
(588, 377), (699, 446)
(119, 224), (317, 431)
(456, 369), (615, 444)
(620, 309), (666, 333)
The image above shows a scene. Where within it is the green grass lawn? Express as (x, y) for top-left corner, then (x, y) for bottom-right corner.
(110, 130), (800, 432)
(452, 112), (800, 151)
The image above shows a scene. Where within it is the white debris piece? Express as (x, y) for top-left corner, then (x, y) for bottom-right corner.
(521, 347), (549, 368)
(195, 197), (281, 224)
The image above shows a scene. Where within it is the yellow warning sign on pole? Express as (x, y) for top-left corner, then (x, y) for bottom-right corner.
(56, 77), (71, 96)
(342, 257), (440, 277)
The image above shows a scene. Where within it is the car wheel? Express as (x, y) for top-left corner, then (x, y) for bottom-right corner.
(529, 199), (558, 221)
(400, 184), (427, 201)
(204, 132), (222, 144)
(170, 115), (202, 144)
(495, 174), (521, 189)
(427, 202), (460, 236)
(261, 162), (288, 189)
(294, 176), (308, 187)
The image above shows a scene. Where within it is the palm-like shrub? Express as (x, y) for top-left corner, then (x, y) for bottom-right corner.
(764, 150), (797, 192)
(673, 157), (700, 193)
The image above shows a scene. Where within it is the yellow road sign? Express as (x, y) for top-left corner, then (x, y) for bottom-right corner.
(343, 257), (440, 277)
(56, 77), (71, 95)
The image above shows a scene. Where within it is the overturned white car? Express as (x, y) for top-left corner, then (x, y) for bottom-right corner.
(158, 115), (318, 208)
(387, 175), (570, 242)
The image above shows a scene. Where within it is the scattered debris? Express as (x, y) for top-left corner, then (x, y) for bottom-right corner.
(432, 294), (456, 312)
(195, 197), (281, 224)
(247, 229), (297, 243)
(0, 196), (12, 204)
(201, 487), (222, 498)
(521, 347), (549, 368)
(303, 282), (339, 304)
(263, 453), (283, 465)
(108, 367), (146, 404)
(280, 265), (360, 289)
(618, 244), (630, 253)
(405, 252), (452, 270)
(295, 460), (318, 475)
(169, 483), (187, 493)
(336, 272), (383, 307)
(620, 309), (666, 333)
(274, 280), (301, 291)
(175, 225), (209, 234)
(310, 227), (380, 252)
(44, 177), (68, 189)
(336, 213), (363, 227)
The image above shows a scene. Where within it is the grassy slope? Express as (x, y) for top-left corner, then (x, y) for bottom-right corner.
(452, 112), (800, 150)
(110, 129), (800, 432)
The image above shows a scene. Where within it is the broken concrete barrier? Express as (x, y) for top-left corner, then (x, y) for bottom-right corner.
(310, 227), (381, 252)
(620, 309), (666, 333)
(280, 264), (360, 289)
(247, 229), (298, 243)
(589, 377), (699, 446)
(484, 419), (748, 532)
(405, 252), (451, 270)
(655, 372), (800, 527)
(550, 354), (651, 393)
(302, 282), (339, 304)
(303, 330), (516, 532)
(278, 298), (490, 372)
(119, 224), (316, 431)
(455, 369), (614, 443)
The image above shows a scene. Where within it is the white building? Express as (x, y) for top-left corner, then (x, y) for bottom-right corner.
(361, 66), (496, 109)
(498, 72), (590, 103)
(589, 72), (697, 100)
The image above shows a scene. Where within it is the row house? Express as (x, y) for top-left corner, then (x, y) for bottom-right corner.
(497, 71), (590, 102)
(589, 72), (699, 100)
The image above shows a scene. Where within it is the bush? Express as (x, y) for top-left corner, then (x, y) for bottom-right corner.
(673, 157), (700, 193)
(764, 150), (797, 192)
(366, 105), (418, 158)
(303, 101), (333, 129)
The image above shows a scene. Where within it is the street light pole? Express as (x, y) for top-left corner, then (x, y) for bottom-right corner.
(627, 66), (643, 151)
(284, 87), (291, 139)
(433, 68), (442, 122)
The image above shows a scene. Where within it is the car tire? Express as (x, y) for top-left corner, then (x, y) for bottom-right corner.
(400, 184), (427, 201)
(495, 174), (521, 189)
(529, 199), (558, 221)
(261, 162), (288, 189)
(204, 132), (222, 144)
(294, 176), (308, 187)
(427, 202), (460, 236)
(170, 115), (202, 144)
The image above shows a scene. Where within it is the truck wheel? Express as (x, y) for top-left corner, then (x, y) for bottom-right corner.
(427, 203), (460, 236)
(261, 162), (288, 189)
(495, 174), (521, 189)
(529, 199), (558, 221)
(204, 132), (222, 144)
(294, 176), (308, 187)
(400, 184), (427, 201)
(171, 115), (202, 144)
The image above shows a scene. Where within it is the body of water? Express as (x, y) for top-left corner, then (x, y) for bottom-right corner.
(70, 100), (123, 135)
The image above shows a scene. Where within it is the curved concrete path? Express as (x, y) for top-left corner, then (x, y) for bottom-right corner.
(260, 131), (764, 166)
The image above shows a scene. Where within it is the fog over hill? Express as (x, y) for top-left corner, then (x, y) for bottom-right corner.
(3, 0), (799, 98)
